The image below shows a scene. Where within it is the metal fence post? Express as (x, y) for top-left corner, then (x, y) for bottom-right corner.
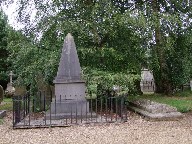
(14, 96), (22, 124)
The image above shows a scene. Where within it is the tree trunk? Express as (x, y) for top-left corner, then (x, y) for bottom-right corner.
(135, 79), (143, 95)
(151, 0), (172, 94)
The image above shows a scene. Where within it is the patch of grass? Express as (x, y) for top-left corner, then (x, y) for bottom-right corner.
(0, 98), (12, 111)
(174, 89), (192, 97)
(128, 90), (192, 113)
(0, 119), (3, 125)
(3, 98), (12, 102)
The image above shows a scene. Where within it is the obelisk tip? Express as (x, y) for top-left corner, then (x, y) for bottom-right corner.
(66, 33), (72, 37)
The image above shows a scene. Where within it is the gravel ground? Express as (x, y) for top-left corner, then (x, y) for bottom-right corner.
(0, 111), (192, 144)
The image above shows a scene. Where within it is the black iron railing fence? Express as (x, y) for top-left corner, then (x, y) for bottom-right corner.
(13, 92), (128, 129)
(13, 93), (30, 125)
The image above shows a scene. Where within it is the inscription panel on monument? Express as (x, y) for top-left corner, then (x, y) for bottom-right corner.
(55, 83), (86, 100)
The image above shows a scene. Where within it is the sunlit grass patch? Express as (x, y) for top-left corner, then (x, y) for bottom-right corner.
(0, 119), (3, 125)
(0, 98), (12, 111)
(128, 90), (192, 113)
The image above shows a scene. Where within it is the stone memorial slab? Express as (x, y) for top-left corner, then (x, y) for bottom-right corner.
(128, 99), (183, 120)
(140, 68), (155, 93)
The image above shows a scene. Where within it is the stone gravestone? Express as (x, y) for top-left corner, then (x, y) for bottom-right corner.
(5, 71), (15, 97)
(49, 33), (90, 119)
(0, 85), (4, 104)
(140, 68), (155, 93)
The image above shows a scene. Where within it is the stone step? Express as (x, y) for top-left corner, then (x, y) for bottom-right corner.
(45, 112), (97, 120)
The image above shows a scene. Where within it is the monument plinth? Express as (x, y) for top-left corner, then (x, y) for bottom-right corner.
(49, 33), (90, 119)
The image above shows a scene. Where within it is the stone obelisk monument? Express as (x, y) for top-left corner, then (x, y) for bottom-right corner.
(50, 33), (89, 119)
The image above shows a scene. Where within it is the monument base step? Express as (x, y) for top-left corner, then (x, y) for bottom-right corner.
(45, 112), (97, 120)
(50, 99), (89, 114)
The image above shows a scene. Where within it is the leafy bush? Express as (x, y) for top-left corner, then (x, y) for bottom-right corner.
(82, 67), (140, 97)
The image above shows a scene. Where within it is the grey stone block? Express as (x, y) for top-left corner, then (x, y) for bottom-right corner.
(0, 110), (6, 119)
(50, 99), (89, 114)
(46, 99), (96, 120)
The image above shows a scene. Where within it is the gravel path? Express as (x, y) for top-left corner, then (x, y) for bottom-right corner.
(0, 112), (192, 144)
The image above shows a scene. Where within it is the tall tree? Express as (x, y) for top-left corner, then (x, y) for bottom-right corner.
(0, 10), (9, 89)
(111, 0), (192, 94)
(2, 0), (192, 94)
(3, 0), (147, 94)
(150, 0), (192, 94)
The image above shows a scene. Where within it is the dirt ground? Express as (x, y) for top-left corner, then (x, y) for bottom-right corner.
(0, 111), (192, 144)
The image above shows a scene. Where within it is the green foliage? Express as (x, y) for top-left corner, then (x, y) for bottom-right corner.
(0, 10), (9, 81)
(79, 45), (143, 96)
(137, 0), (192, 94)
(149, 32), (192, 93)
(7, 28), (60, 93)
(165, 33), (192, 89)
(2, 0), (192, 95)
(82, 67), (140, 97)
(5, 1), (148, 95)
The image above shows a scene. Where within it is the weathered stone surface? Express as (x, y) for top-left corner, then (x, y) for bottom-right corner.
(140, 68), (155, 92)
(51, 33), (88, 119)
(5, 83), (15, 97)
(0, 110), (6, 119)
(141, 69), (154, 81)
(46, 99), (96, 120)
(0, 85), (4, 104)
(128, 106), (183, 121)
(54, 33), (82, 83)
(5, 71), (15, 97)
(55, 83), (86, 100)
(128, 99), (183, 120)
(132, 99), (177, 113)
